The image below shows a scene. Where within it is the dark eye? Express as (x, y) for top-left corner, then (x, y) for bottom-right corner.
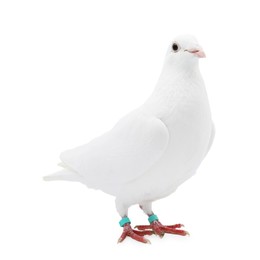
(172, 42), (180, 52)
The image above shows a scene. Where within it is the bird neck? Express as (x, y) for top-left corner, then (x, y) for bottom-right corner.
(160, 57), (199, 83)
(142, 60), (204, 117)
(153, 59), (201, 95)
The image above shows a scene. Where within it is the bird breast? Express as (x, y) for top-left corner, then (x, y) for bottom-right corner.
(137, 80), (212, 200)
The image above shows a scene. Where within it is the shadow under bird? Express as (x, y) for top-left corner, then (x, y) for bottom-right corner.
(44, 34), (215, 244)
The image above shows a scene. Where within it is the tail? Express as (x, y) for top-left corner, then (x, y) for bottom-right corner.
(43, 165), (84, 183)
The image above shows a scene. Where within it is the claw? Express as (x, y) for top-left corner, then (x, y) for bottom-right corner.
(117, 238), (123, 243)
(146, 239), (151, 244)
(159, 233), (165, 239)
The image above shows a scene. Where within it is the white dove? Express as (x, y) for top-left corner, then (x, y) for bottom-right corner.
(44, 34), (215, 244)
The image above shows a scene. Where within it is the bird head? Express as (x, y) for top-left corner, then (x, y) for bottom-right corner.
(165, 35), (205, 68)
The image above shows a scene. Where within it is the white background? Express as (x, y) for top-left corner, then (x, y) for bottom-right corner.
(1, 0), (260, 259)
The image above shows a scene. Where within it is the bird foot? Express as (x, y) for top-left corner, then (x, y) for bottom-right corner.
(135, 221), (189, 238)
(118, 223), (153, 244)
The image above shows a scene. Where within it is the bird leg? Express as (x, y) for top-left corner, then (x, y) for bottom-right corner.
(118, 223), (153, 244)
(135, 214), (189, 238)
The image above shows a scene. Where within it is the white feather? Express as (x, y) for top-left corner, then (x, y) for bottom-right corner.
(43, 169), (84, 183)
(47, 34), (215, 218)
(60, 111), (169, 195)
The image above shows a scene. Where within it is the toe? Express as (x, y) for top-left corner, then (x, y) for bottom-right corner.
(162, 226), (189, 236)
(134, 225), (153, 231)
(129, 230), (151, 244)
(166, 224), (184, 229)
(133, 230), (154, 236)
(118, 224), (152, 244)
(117, 232), (127, 243)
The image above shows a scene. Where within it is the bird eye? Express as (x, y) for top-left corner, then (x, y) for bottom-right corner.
(172, 42), (180, 52)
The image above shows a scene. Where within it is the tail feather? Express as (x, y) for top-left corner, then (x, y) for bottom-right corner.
(43, 169), (84, 183)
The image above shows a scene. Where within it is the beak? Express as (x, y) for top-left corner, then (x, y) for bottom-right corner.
(185, 48), (206, 58)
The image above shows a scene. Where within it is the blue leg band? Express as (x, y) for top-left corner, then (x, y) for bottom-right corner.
(119, 217), (131, 227)
(148, 214), (159, 223)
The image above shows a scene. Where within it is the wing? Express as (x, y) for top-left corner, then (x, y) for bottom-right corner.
(204, 122), (215, 158)
(60, 110), (169, 192)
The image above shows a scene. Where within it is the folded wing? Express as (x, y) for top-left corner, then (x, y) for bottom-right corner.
(60, 110), (169, 194)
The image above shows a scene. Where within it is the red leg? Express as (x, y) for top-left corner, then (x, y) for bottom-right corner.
(118, 223), (152, 244)
(135, 221), (189, 237)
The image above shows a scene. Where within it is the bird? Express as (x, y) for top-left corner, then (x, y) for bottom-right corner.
(44, 34), (215, 244)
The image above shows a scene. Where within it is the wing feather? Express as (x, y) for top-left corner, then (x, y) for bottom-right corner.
(60, 110), (169, 194)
